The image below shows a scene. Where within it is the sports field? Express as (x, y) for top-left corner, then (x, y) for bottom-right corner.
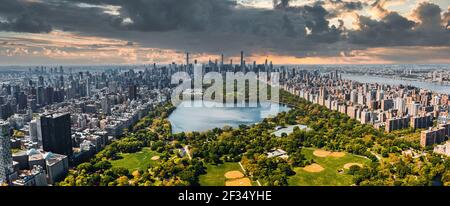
(288, 148), (370, 186)
(199, 162), (254, 186)
(110, 147), (162, 172)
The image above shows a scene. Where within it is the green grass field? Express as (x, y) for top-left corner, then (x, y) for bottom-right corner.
(288, 148), (371, 186)
(199, 162), (246, 186)
(110, 147), (162, 172)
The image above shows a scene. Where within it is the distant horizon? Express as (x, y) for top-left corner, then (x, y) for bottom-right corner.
(0, 63), (450, 68)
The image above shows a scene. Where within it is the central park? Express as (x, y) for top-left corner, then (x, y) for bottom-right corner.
(57, 90), (449, 186)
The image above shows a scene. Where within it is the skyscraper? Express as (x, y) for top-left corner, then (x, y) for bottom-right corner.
(45, 86), (54, 105)
(0, 103), (12, 120)
(0, 121), (13, 184)
(38, 76), (44, 87)
(36, 86), (45, 106)
(128, 84), (138, 100)
(17, 91), (27, 110)
(240, 51), (244, 70)
(220, 54), (224, 70)
(186, 52), (190, 67)
(37, 113), (72, 156)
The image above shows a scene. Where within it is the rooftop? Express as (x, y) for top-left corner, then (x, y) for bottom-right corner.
(272, 124), (310, 137)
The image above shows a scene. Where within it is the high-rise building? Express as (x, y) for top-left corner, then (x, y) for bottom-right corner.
(101, 96), (111, 115)
(347, 106), (358, 119)
(59, 75), (64, 88)
(29, 120), (38, 141)
(0, 121), (13, 184)
(36, 86), (45, 106)
(37, 113), (72, 156)
(360, 109), (371, 124)
(220, 54), (224, 70)
(350, 90), (358, 104)
(357, 92), (365, 105)
(240, 51), (244, 71)
(38, 76), (44, 87)
(128, 84), (138, 100)
(395, 97), (406, 115)
(0, 103), (13, 120)
(86, 80), (91, 97)
(45, 87), (54, 105)
(433, 95), (441, 106)
(381, 99), (394, 111)
(410, 115), (433, 129)
(367, 89), (376, 103)
(420, 127), (447, 147)
(409, 102), (421, 116)
(186, 52), (190, 67)
(376, 89), (384, 101)
(17, 91), (27, 110)
(385, 116), (410, 132)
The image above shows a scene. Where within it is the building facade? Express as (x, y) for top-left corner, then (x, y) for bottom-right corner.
(37, 113), (72, 157)
(0, 121), (14, 184)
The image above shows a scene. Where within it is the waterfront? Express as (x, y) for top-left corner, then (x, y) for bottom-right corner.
(168, 101), (290, 133)
(341, 73), (450, 94)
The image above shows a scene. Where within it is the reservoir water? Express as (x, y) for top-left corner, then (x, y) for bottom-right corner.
(168, 101), (290, 133)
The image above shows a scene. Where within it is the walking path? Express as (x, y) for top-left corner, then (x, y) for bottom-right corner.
(184, 145), (192, 160)
(238, 162), (261, 186)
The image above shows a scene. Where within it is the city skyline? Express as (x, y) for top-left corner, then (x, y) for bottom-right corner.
(0, 0), (449, 65)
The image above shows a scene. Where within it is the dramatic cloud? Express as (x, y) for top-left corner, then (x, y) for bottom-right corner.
(318, 0), (365, 17)
(0, 0), (52, 33)
(349, 12), (416, 46)
(0, 0), (449, 64)
(107, 0), (234, 32)
(349, 2), (450, 46)
(0, 13), (52, 33)
(413, 2), (443, 31)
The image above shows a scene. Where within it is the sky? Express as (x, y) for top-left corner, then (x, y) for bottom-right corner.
(0, 0), (449, 65)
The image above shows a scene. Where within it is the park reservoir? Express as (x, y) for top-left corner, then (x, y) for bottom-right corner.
(168, 100), (290, 133)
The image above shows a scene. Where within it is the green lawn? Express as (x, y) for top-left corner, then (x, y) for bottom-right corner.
(288, 148), (371, 186)
(110, 147), (162, 172)
(199, 162), (245, 186)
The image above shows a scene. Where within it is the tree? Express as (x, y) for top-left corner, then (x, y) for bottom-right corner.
(348, 165), (361, 175)
(116, 176), (129, 186)
(77, 163), (94, 173)
(94, 160), (112, 171)
(178, 170), (197, 185)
